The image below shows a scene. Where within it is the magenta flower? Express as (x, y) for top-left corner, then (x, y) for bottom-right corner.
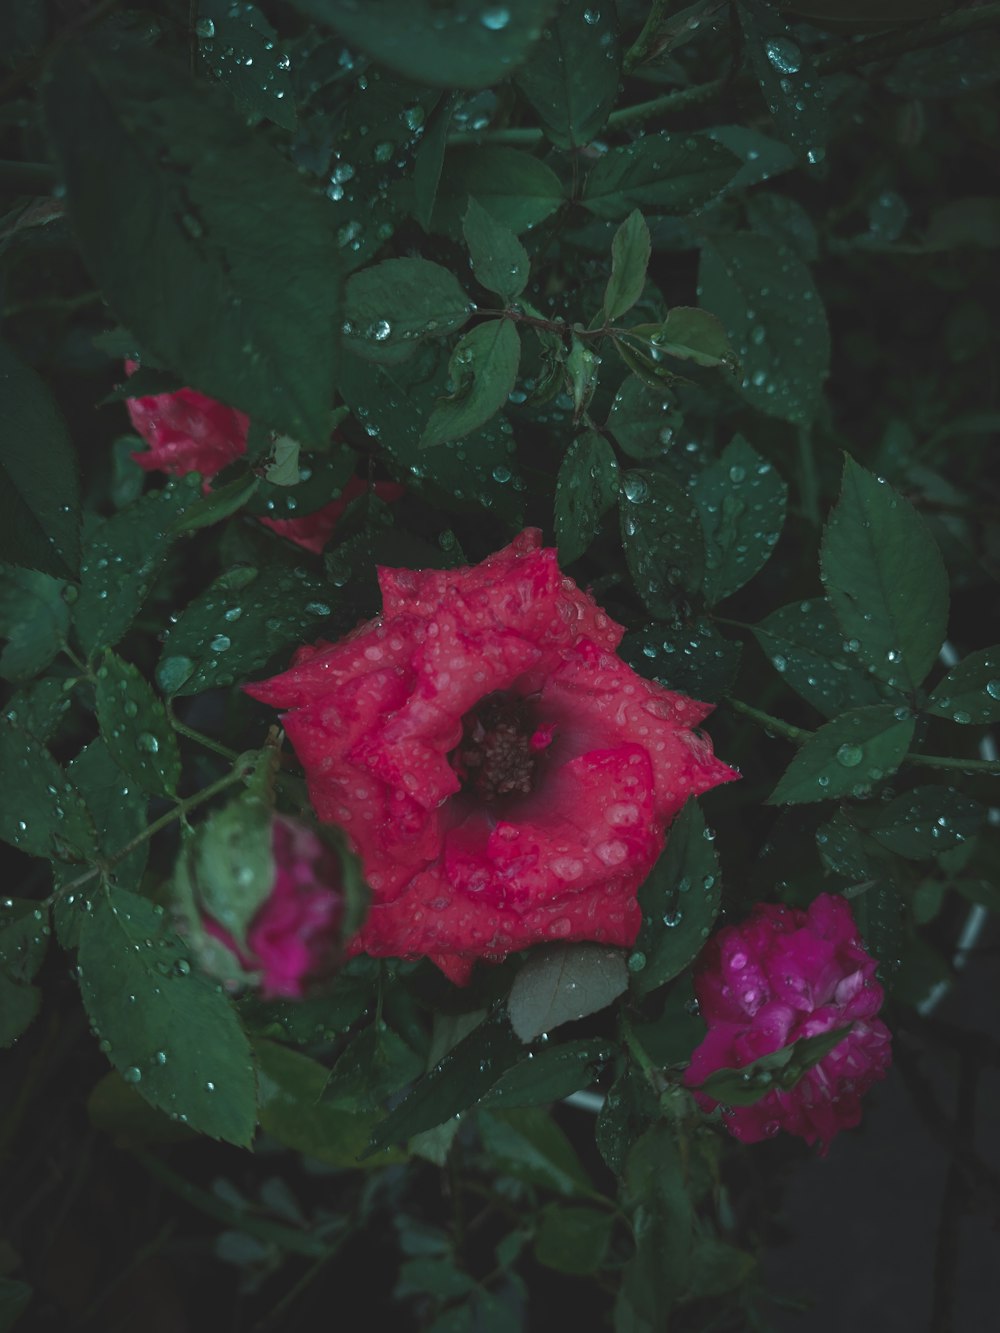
(684, 893), (892, 1149)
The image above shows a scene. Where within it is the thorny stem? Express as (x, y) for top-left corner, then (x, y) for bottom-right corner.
(46, 762), (253, 905)
(170, 716), (241, 764)
(729, 698), (1000, 776)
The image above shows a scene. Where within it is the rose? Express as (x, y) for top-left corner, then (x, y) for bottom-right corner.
(123, 365), (401, 553)
(200, 816), (345, 999)
(683, 893), (892, 1149)
(246, 528), (737, 984)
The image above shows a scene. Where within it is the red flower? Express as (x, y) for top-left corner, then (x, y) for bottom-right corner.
(246, 529), (737, 984)
(201, 816), (345, 999)
(123, 364), (400, 553)
(684, 893), (892, 1149)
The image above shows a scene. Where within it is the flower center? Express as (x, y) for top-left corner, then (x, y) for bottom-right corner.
(450, 692), (555, 803)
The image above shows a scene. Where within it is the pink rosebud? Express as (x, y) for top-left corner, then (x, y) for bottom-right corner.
(246, 529), (738, 984)
(684, 893), (892, 1150)
(202, 816), (345, 999)
(122, 363), (402, 554)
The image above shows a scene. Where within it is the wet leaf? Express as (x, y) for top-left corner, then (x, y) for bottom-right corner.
(323, 1022), (424, 1113)
(753, 598), (885, 719)
(344, 258), (473, 365)
(0, 716), (96, 862)
(515, 0), (620, 148)
(582, 132), (740, 221)
(477, 1106), (594, 1197)
(739, 0), (830, 159)
(869, 787), (983, 860)
(554, 429), (619, 564)
(507, 943), (627, 1042)
(44, 47), (339, 443)
(632, 800), (721, 997)
(534, 1203), (613, 1275)
(158, 563), (333, 697)
(0, 340), (80, 578)
(615, 1124), (693, 1328)
(619, 469), (705, 616)
(74, 482), (199, 659)
(768, 705), (915, 806)
(690, 435), (787, 604)
(621, 617), (742, 703)
(603, 210), (651, 322)
(0, 565), (69, 683)
(78, 887), (257, 1145)
(2, 677), (73, 745)
(650, 307), (735, 369)
(196, 0), (297, 130)
(463, 198), (529, 303)
(926, 646), (1000, 726)
(289, 0), (553, 89)
(820, 457), (948, 693)
(606, 376), (682, 460)
(420, 319), (520, 448)
(697, 1026), (850, 1105)
(413, 95), (457, 231)
(698, 232), (829, 425)
(479, 1038), (611, 1109)
(94, 650), (181, 798)
(432, 146), (564, 235)
(367, 1009), (524, 1151)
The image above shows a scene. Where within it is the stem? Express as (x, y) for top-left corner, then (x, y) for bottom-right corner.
(816, 2), (1000, 74)
(727, 697), (810, 744)
(797, 427), (820, 527)
(48, 763), (252, 903)
(170, 716), (241, 763)
(906, 752), (1000, 777)
(607, 76), (728, 130)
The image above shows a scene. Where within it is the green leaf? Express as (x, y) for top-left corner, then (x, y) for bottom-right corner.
(0, 716), (96, 862)
(690, 436), (786, 604)
(0, 1276), (32, 1330)
(738, 0), (830, 158)
(344, 258), (473, 365)
(927, 647), (1000, 726)
(78, 887), (257, 1145)
(94, 651), (181, 798)
(0, 971), (40, 1049)
(257, 1038), (403, 1167)
(554, 430), (619, 564)
(463, 198), (529, 303)
(687, 1237), (755, 1300)
(0, 565), (69, 682)
(596, 1061), (660, 1176)
(158, 563), (333, 697)
(196, 0), (297, 131)
(420, 320), (520, 448)
(288, 0), (553, 88)
(619, 469), (705, 617)
(615, 1124), (693, 1328)
(323, 1022), (424, 1113)
(65, 737), (149, 900)
(1, 677), (73, 745)
(367, 1009), (524, 1152)
(431, 146), (565, 236)
(413, 95), (457, 232)
(869, 787), (983, 860)
(606, 376), (682, 461)
(752, 598), (885, 719)
(620, 617), (742, 704)
(0, 899), (50, 1047)
(582, 133), (740, 221)
(820, 457), (949, 692)
(632, 800), (721, 998)
(171, 471), (260, 534)
(534, 1203), (613, 1275)
(704, 125), (796, 192)
(244, 444), (358, 519)
(507, 944), (628, 1043)
(698, 232), (830, 425)
(649, 307), (735, 369)
(697, 1026), (850, 1106)
(477, 1106), (594, 1197)
(0, 341), (80, 577)
(768, 705), (916, 806)
(43, 47), (339, 443)
(480, 1038), (611, 1110)
(514, 0), (620, 149)
(74, 482), (199, 659)
(603, 210), (651, 322)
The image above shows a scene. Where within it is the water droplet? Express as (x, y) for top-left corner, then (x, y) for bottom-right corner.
(137, 732), (160, 754)
(765, 37), (802, 75)
(986, 679), (1000, 701)
(953, 710), (972, 725)
(627, 951), (646, 972)
(195, 17), (215, 39)
(622, 474), (647, 502)
(123, 1066), (142, 1084)
(480, 6), (511, 29)
(835, 744), (864, 768)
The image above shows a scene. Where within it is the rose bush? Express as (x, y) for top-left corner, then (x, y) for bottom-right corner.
(247, 529), (737, 983)
(124, 366), (399, 553)
(188, 814), (346, 1000)
(684, 893), (892, 1149)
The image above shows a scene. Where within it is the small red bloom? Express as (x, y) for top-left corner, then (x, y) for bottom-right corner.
(202, 816), (344, 999)
(123, 364), (400, 553)
(246, 529), (737, 983)
(684, 893), (892, 1149)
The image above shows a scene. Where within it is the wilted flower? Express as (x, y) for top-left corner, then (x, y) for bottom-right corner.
(684, 893), (892, 1149)
(246, 529), (737, 983)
